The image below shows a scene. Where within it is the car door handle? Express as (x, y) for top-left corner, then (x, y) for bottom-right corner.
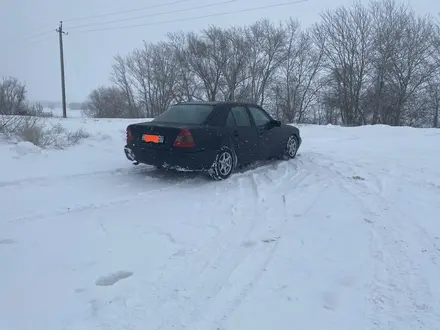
(233, 130), (239, 137)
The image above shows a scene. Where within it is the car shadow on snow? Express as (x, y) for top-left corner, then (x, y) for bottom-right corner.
(233, 154), (302, 175)
(127, 165), (212, 183)
(124, 154), (302, 183)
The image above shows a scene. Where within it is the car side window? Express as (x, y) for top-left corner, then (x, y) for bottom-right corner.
(248, 106), (271, 126)
(231, 107), (251, 127)
(226, 111), (236, 127)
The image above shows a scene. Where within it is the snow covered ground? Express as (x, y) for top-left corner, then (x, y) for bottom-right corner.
(1, 116), (440, 330)
(42, 108), (86, 118)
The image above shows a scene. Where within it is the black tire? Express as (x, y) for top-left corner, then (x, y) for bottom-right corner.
(208, 147), (235, 181)
(282, 135), (299, 160)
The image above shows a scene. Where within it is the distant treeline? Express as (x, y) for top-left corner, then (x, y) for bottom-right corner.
(30, 101), (83, 110)
(82, 0), (439, 127)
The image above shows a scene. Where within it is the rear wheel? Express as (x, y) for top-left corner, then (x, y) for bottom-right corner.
(283, 135), (298, 159)
(208, 147), (235, 180)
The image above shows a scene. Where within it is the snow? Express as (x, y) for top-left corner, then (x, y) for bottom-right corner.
(1, 117), (440, 330)
(43, 108), (86, 118)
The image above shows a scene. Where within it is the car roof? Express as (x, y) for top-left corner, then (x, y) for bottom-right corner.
(175, 101), (259, 108)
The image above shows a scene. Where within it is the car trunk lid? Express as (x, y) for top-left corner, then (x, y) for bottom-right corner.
(129, 122), (199, 150)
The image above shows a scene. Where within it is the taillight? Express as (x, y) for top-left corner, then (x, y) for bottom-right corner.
(126, 126), (134, 142)
(173, 128), (195, 148)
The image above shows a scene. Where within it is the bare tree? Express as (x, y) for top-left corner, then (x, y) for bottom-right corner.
(179, 28), (227, 101)
(244, 19), (287, 106)
(166, 31), (204, 102)
(429, 15), (440, 128)
(0, 77), (27, 115)
(125, 42), (178, 117)
(218, 26), (250, 101)
(273, 19), (324, 123)
(425, 76), (440, 128)
(373, 1), (438, 125)
(111, 54), (139, 117)
(313, 2), (373, 126)
(83, 86), (129, 118)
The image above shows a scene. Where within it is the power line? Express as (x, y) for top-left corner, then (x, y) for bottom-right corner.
(23, 29), (54, 42)
(72, 0), (308, 34)
(63, 0), (195, 22)
(28, 35), (56, 45)
(2, 30), (54, 47)
(10, 0), (196, 44)
(66, 0), (239, 30)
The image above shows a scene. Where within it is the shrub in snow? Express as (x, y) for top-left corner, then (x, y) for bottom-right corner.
(0, 115), (90, 149)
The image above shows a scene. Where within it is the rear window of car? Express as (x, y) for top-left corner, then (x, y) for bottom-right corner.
(153, 104), (214, 124)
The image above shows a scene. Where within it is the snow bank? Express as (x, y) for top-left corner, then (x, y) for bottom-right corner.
(0, 117), (150, 182)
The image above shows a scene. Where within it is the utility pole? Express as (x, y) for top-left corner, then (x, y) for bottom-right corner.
(56, 21), (68, 118)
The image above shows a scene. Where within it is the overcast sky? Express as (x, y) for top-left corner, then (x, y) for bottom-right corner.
(1, 0), (437, 102)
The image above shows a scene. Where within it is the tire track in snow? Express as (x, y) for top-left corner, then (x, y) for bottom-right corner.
(207, 236), (283, 330)
(105, 159), (312, 330)
(346, 167), (439, 328)
(156, 160), (324, 329)
(366, 209), (440, 329)
(363, 192), (440, 329)
(0, 165), (154, 188)
(203, 161), (332, 330)
(151, 178), (273, 329)
(51, 156), (322, 329)
(303, 150), (440, 329)
(89, 155), (335, 330)
(5, 176), (200, 224)
(76, 181), (240, 330)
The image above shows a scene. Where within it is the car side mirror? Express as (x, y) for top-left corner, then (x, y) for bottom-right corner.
(270, 120), (281, 127)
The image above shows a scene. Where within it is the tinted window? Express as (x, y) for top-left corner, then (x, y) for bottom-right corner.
(231, 107), (251, 127)
(226, 111), (236, 127)
(153, 104), (214, 124)
(248, 106), (271, 126)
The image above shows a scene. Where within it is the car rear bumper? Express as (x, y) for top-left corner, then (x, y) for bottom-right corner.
(124, 145), (215, 171)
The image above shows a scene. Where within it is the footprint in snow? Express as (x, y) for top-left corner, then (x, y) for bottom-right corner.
(95, 271), (133, 286)
(262, 237), (280, 244)
(241, 240), (256, 247)
(323, 291), (338, 311)
(0, 238), (16, 245)
(172, 248), (187, 257)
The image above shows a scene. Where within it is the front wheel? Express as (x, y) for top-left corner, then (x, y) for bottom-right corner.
(282, 135), (298, 159)
(208, 147), (235, 180)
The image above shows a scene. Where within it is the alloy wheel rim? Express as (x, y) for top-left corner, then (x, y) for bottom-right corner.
(218, 152), (233, 175)
(287, 136), (297, 157)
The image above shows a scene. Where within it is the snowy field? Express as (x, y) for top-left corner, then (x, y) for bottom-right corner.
(43, 108), (86, 118)
(1, 115), (440, 330)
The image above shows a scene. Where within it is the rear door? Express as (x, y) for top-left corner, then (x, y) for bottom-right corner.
(247, 105), (282, 158)
(226, 106), (258, 164)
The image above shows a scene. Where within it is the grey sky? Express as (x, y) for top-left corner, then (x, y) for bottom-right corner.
(1, 0), (437, 102)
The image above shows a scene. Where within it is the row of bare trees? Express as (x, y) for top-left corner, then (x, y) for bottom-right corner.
(83, 0), (440, 127)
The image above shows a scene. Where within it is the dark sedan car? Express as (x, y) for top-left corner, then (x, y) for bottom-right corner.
(124, 101), (302, 180)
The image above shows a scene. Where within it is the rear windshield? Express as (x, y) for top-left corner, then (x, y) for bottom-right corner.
(153, 104), (214, 124)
